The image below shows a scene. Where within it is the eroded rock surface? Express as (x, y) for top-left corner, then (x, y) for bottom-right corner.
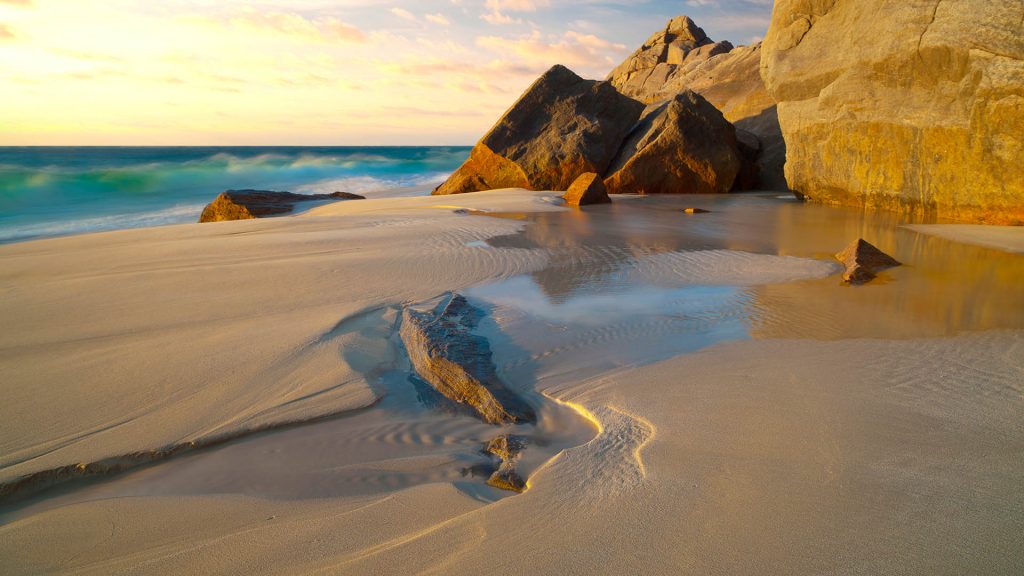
(400, 294), (535, 425)
(199, 190), (364, 223)
(761, 1), (1024, 223)
(563, 172), (611, 206)
(836, 239), (902, 285)
(604, 90), (742, 195)
(433, 65), (644, 195)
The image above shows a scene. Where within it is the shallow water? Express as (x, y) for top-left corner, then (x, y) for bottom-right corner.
(3, 192), (1023, 522)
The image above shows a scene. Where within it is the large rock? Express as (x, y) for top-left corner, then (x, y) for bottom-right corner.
(563, 172), (611, 206)
(199, 190), (363, 223)
(761, 1), (1024, 224)
(607, 18), (786, 190)
(433, 65), (645, 195)
(400, 294), (535, 425)
(604, 90), (742, 195)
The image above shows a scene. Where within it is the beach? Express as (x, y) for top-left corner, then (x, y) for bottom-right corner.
(1, 190), (1022, 574)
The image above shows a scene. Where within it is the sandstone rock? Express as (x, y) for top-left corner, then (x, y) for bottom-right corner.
(836, 239), (902, 285)
(761, 1), (1024, 224)
(563, 172), (611, 206)
(483, 435), (528, 493)
(434, 65), (645, 195)
(607, 18), (786, 190)
(198, 190), (364, 223)
(604, 90), (742, 195)
(400, 294), (535, 425)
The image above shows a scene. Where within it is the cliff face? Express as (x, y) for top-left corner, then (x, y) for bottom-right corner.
(761, 0), (1024, 224)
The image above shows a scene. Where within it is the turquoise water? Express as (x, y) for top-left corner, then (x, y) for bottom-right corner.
(0, 146), (470, 243)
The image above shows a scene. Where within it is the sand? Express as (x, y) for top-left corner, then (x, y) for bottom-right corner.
(1, 190), (1022, 575)
(904, 224), (1024, 254)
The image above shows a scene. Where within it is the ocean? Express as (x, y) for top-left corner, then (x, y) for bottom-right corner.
(0, 146), (471, 244)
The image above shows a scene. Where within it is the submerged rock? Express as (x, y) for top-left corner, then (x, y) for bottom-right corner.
(199, 190), (364, 223)
(563, 172), (611, 206)
(761, 1), (1024, 223)
(400, 294), (535, 425)
(433, 65), (645, 195)
(483, 435), (529, 493)
(603, 90), (742, 195)
(836, 239), (902, 285)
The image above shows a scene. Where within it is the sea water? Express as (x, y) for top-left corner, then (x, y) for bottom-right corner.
(0, 146), (470, 243)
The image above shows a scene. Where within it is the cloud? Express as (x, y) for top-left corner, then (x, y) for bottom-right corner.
(476, 30), (627, 77)
(0, 24), (13, 40)
(425, 13), (450, 26)
(389, 7), (416, 22)
(190, 9), (366, 43)
(0, 0), (33, 5)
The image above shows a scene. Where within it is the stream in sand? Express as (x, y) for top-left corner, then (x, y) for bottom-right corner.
(3, 192), (1023, 523)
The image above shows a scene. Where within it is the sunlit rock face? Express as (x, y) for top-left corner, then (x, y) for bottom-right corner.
(761, 0), (1024, 224)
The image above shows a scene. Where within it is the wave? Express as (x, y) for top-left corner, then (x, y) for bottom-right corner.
(0, 146), (470, 243)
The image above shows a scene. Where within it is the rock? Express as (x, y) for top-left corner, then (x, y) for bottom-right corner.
(682, 208), (711, 214)
(198, 190), (364, 223)
(563, 172), (611, 206)
(433, 65), (645, 195)
(604, 90), (742, 195)
(835, 239), (902, 285)
(483, 435), (528, 493)
(761, 1), (1024, 224)
(607, 18), (786, 190)
(400, 293), (535, 425)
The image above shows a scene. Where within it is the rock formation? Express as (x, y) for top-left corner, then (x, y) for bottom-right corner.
(563, 172), (612, 206)
(761, 1), (1024, 224)
(836, 239), (902, 285)
(604, 90), (742, 195)
(199, 190), (364, 223)
(400, 293), (536, 425)
(433, 65), (644, 195)
(607, 18), (786, 190)
(483, 435), (528, 493)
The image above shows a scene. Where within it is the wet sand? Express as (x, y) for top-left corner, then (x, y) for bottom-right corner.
(1, 190), (1022, 574)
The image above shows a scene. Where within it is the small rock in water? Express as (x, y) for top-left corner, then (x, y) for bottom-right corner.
(682, 207), (711, 214)
(563, 172), (612, 207)
(836, 239), (901, 285)
(483, 435), (529, 493)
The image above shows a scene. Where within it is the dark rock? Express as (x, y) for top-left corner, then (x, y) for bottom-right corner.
(199, 189), (364, 223)
(400, 294), (535, 425)
(434, 65), (645, 195)
(563, 172), (611, 206)
(836, 239), (902, 284)
(682, 208), (711, 214)
(603, 90), (742, 195)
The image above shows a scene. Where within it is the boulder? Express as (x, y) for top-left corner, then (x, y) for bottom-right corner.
(563, 172), (611, 206)
(199, 190), (364, 223)
(761, 1), (1024, 224)
(433, 65), (645, 195)
(604, 90), (742, 195)
(836, 239), (902, 285)
(400, 293), (535, 425)
(607, 18), (786, 190)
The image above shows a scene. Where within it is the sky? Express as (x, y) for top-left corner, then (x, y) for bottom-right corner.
(0, 0), (774, 145)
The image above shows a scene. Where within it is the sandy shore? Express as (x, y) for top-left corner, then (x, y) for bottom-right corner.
(1, 190), (1022, 574)
(905, 224), (1024, 254)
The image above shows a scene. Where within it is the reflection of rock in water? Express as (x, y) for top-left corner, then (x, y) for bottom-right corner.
(400, 293), (536, 425)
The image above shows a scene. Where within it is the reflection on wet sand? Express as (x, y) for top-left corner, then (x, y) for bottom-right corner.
(478, 194), (1024, 340)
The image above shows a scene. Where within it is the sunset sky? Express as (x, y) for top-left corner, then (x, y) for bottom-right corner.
(0, 1), (773, 145)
